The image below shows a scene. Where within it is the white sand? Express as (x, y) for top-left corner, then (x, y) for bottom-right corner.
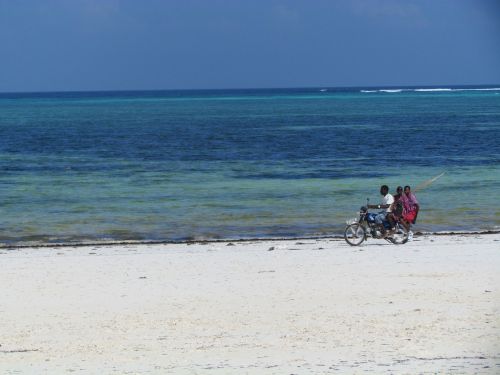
(1, 233), (499, 374)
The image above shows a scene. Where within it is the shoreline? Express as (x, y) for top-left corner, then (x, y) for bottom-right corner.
(1, 229), (499, 250)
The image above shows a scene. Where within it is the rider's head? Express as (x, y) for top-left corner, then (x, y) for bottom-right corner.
(396, 186), (403, 194)
(404, 185), (411, 195)
(380, 185), (389, 195)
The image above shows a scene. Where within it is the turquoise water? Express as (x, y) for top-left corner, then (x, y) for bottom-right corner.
(1, 87), (499, 245)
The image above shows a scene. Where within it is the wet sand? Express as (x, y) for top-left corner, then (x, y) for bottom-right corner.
(1, 233), (499, 374)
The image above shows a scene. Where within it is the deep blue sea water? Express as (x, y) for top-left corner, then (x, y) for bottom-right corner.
(1, 86), (499, 245)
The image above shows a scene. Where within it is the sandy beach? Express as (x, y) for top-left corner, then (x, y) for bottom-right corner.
(1, 233), (499, 374)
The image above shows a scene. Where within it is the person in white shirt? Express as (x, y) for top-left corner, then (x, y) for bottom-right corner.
(368, 185), (395, 234)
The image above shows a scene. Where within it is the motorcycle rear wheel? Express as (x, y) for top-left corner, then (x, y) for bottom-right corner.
(344, 223), (366, 246)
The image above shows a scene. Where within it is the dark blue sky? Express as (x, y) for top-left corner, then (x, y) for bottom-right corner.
(1, 0), (499, 92)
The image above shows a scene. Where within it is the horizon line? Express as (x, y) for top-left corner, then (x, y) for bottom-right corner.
(1, 83), (500, 95)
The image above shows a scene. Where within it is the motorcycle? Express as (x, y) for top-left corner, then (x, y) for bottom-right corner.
(344, 200), (409, 246)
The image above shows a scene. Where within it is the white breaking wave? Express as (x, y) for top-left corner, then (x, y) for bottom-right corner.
(416, 87), (500, 92)
(379, 89), (403, 93)
(360, 89), (405, 93)
(360, 87), (500, 94)
(414, 88), (453, 92)
(459, 87), (500, 91)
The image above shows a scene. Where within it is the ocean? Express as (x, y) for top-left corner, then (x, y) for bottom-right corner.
(1, 86), (499, 245)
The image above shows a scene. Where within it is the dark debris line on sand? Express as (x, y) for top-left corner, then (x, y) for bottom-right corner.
(0, 349), (39, 354)
(1, 230), (499, 250)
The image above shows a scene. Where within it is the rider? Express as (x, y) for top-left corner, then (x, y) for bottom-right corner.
(367, 185), (394, 235)
(393, 186), (403, 202)
(402, 185), (419, 224)
(390, 186), (405, 228)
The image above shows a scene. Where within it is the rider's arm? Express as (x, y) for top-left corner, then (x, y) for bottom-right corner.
(367, 204), (390, 209)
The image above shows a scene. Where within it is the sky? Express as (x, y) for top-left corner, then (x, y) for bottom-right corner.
(0, 0), (499, 92)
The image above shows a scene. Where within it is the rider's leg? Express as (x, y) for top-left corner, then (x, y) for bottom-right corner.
(401, 219), (410, 232)
(375, 212), (387, 235)
(387, 214), (395, 230)
(375, 212), (387, 224)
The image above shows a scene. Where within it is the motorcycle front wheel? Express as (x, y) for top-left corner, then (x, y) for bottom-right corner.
(388, 223), (409, 245)
(344, 223), (366, 246)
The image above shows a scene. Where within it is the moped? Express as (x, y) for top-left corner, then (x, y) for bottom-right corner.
(344, 200), (409, 246)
